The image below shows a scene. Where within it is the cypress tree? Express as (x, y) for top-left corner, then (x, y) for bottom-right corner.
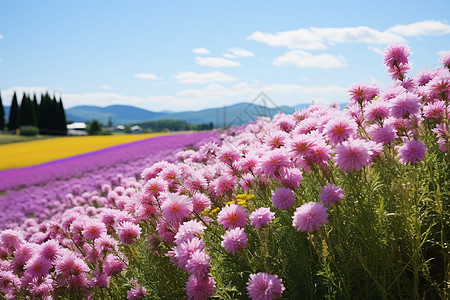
(8, 92), (19, 132)
(19, 93), (30, 126)
(0, 91), (4, 131)
(50, 95), (58, 133)
(38, 93), (46, 133)
(32, 94), (38, 126)
(58, 97), (67, 135)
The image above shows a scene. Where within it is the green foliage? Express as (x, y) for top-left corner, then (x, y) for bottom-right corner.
(136, 119), (213, 132)
(87, 119), (103, 135)
(7, 92), (19, 132)
(0, 92), (4, 131)
(19, 125), (39, 136)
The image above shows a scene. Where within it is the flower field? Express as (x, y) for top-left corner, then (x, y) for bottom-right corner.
(0, 132), (175, 170)
(0, 44), (449, 299)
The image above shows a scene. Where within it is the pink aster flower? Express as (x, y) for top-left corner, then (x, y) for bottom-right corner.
(384, 43), (412, 80)
(390, 92), (421, 118)
(221, 227), (248, 254)
(24, 255), (52, 280)
(276, 167), (303, 189)
(175, 237), (205, 269)
(175, 220), (206, 245)
(365, 99), (390, 122)
(272, 187), (295, 210)
(264, 130), (289, 149)
(39, 240), (61, 261)
(217, 204), (249, 229)
(397, 140), (427, 164)
(439, 50), (450, 68)
(319, 183), (344, 207)
(246, 272), (285, 300)
(258, 148), (292, 178)
(323, 117), (357, 146)
(423, 100), (446, 120)
(142, 177), (167, 197)
(334, 138), (371, 172)
(191, 193), (211, 214)
(250, 207), (275, 229)
(161, 193), (193, 224)
(186, 249), (210, 277)
(186, 274), (216, 300)
(116, 221), (142, 245)
(292, 202), (328, 232)
(426, 72), (450, 101)
(83, 220), (107, 240)
(368, 124), (397, 145)
(0, 229), (25, 252)
(348, 83), (379, 104)
(103, 253), (127, 277)
(211, 174), (236, 197)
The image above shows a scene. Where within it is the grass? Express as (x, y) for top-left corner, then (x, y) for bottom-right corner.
(0, 132), (173, 170)
(0, 133), (53, 145)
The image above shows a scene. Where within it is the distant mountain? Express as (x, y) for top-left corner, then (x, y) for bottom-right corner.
(66, 105), (169, 125)
(3, 102), (327, 128)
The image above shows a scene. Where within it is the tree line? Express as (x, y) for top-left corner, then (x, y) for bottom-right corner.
(0, 91), (67, 135)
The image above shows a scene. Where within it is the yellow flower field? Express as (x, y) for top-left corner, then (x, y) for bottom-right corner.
(0, 133), (171, 170)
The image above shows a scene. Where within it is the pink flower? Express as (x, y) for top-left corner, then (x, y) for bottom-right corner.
(161, 193), (193, 224)
(103, 253), (127, 277)
(368, 124), (397, 145)
(334, 138), (371, 172)
(211, 174), (236, 197)
(348, 83), (379, 104)
(390, 92), (421, 118)
(272, 187), (295, 210)
(323, 117), (357, 146)
(384, 43), (412, 80)
(0, 229), (25, 252)
(439, 50), (450, 68)
(397, 140), (427, 164)
(264, 130), (289, 149)
(221, 227), (248, 254)
(250, 207), (275, 229)
(175, 220), (206, 245)
(276, 167), (303, 189)
(191, 193), (211, 214)
(217, 204), (249, 229)
(258, 149), (291, 178)
(423, 100), (446, 120)
(186, 249), (210, 277)
(186, 274), (216, 300)
(24, 255), (52, 280)
(246, 272), (285, 300)
(319, 183), (344, 207)
(116, 221), (142, 245)
(175, 237), (205, 269)
(83, 220), (107, 240)
(39, 240), (61, 261)
(292, 202), (328, 232)
(365, 100), (390, 122)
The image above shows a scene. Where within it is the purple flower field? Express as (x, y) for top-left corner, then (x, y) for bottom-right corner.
(0, 131), (219, 229)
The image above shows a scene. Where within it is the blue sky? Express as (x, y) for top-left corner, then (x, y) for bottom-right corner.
(1, 0), (450, 112)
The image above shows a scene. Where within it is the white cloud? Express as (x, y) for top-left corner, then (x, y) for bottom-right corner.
(247, 29), (327, 50)
(100, 85), (112, 90)
(247, 23), (432, 49)
(438, 50), (450, 56)
(310, 26), (404, 44)
(0, 34), (3, 39)
(193, 48), (211, 55)
(223, 53), (236, 59)
(388, 20), (450, 36)
(273, 50), (347, 68)
(368, 45), (384, 55)
(195, 57), (241, 67)
(133, 73), (159, 80)
(174, 71), (238, 84)
(228, 47), (254, 57)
